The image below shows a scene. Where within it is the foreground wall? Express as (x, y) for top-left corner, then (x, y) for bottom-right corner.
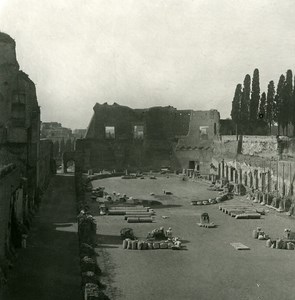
(0, 165), (21, 259)
(0, 33), (54, 286)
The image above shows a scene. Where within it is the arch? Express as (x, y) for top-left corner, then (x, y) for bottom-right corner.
(62, 151), (78, 173)
(243, 171), (247, 186)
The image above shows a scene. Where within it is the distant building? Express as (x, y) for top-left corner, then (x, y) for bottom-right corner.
(72, 128), (86, 139)
(41, 122), (72, 142)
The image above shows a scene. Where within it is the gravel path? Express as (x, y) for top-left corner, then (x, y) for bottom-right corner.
(92, 175), (295, 300)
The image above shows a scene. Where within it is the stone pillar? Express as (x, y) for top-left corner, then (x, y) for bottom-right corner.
(218, 163), (221, 179)
(239, 169), (242, 184)
(267, 171), (272, 193)
(249, 172), (253, 188)
(221, 160), (225, 178)
(254, 170), (258, 189)
(225, 165), (229, 181)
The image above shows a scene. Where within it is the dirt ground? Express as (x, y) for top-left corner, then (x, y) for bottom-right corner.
(92, 175), (295, 300)
(2, 174), (81, 300)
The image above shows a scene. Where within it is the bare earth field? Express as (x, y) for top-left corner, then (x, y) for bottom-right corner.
(91, 175), (295, 300)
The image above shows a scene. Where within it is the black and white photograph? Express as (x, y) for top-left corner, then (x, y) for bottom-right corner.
(1, 1), (295, 299)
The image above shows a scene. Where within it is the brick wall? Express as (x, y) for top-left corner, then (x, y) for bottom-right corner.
(0, 165), (21, 258)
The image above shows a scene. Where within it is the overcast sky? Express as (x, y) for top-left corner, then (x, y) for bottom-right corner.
(0, 0), (295, 129)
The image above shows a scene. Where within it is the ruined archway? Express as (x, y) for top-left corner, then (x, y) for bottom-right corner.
(62, 151), (77, 174)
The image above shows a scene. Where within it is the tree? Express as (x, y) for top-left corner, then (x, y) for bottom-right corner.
(266, 80), (275, 134)
(240, 74), (251, 134)
(274, 74), (285, 135)
(231, 83), (242, 136)
(258, 92), (266, 118)
(257, 92), (267, 134)
(282, 69), (293, 135)
(292, 75), (295, 136)
(249, 68), (260, 133)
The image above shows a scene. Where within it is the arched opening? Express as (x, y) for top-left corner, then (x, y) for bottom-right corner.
(243, 171), (247, 186)
(65, 160), (75, 173)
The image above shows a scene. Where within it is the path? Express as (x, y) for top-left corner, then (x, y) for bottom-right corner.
(92, 175), (295, 300)
(3, 174), (81, 300)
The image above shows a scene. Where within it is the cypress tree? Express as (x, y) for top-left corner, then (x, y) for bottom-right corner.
(266, 80), (275, 135)
(241, 74), (251, 134)
(283, 69), (293, 135)
(258, 92), (267, 134)
(231, 83), (242, 136)
(258, 92), (266, 118)
(292, 76), (295, 136)
(250, 68), (260, 133)
(274, 74), (285, 135)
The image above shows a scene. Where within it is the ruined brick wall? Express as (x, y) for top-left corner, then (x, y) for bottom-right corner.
(0, 165), (21, 258)
(173, 110), (220, 174)
(212, 135), (295, 197)
(80, 103), (191, 171)
(0, 33), (19, 129)
(0, 32), (42, 215)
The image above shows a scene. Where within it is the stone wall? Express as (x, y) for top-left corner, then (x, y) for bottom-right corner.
(0, 33), (54, 286)
(211, 135), (295, 202)
(79, 103), (219, 173)
(0, 164), (21, 258)
(78, 103), (192, 171)
(241, 136), (278, 157)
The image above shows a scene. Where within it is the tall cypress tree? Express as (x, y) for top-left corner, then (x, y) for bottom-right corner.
(266, 80), (275, 135)
(274, 74), (285, 135)
(231, 83), (242, 136)
(283, 69), (293, 135)
(258, 92), (266, 117)
(250, 68), (260, 133)
(258, 92), (267, 134)
(292, 76), (295, 136)
(241, 74), (251, 134)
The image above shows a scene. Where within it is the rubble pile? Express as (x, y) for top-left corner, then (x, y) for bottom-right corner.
(253, 227), (295, 250)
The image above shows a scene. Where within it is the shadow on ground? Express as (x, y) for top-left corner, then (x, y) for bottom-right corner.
(97, 234), (123, 245)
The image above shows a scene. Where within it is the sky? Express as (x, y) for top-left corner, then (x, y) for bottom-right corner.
(0, 0), (295, 129)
